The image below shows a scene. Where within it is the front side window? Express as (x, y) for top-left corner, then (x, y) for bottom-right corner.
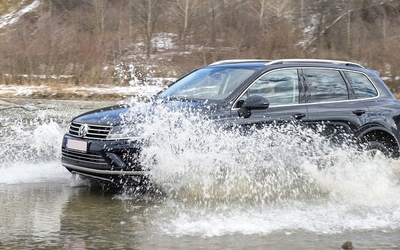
(344, 71), (378, 98)
(305, 69), (349, 103)
(157, 67), (256, 101)
(235, 69), (299, 108)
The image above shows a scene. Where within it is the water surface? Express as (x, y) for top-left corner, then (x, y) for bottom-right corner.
(1, 98), (400, 249)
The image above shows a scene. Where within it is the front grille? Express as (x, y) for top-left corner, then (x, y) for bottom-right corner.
(62, 149), (109, 166)
(68, 122), (112, 140)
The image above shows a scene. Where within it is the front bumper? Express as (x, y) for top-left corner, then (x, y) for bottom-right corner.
(61, 134), (146, 184)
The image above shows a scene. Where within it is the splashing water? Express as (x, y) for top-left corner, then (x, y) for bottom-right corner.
(118, 103), (400, 237)
(0, 105), (79, 184)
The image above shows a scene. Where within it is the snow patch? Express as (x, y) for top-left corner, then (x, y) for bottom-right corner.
(0, 0), (40, 30)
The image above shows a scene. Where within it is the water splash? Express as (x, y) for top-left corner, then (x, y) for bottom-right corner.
(117, 103), (400, 236)
(0, 106), (75, 184)
(133, 104), (398, 203)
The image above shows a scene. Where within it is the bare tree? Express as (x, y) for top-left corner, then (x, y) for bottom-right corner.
(172, 0), (199, 50)
(245, 0), (269, 31)
(132, 0), (167, 58)
(244, 0), (295, 31)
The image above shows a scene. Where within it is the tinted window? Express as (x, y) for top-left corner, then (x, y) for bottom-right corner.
(345, 71), (378, 98)
(305, 69), (349, 103)
(235, 69), (299, 108)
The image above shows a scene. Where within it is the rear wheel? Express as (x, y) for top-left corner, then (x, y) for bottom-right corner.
(365, 140), (391, 158)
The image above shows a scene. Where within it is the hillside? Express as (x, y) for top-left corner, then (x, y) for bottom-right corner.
(0, 0), (399, 98)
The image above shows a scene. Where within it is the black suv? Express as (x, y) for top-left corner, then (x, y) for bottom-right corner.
(61, 59), (400, 186)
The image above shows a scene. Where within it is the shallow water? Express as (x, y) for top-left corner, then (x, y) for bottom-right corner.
(1, 98), (400, 249)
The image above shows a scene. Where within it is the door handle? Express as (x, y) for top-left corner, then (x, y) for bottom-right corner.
(352, 110), (365, 116)
(293, 113), (306, 119)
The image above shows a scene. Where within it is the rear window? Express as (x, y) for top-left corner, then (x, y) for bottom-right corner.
(345, 71), (378, 98)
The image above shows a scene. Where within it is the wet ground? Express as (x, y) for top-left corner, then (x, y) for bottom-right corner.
(1, 98), (400, 249)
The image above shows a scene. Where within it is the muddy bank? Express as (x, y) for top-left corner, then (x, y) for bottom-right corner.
(0, 84), (163, 101)
(0, 97), (120, 113)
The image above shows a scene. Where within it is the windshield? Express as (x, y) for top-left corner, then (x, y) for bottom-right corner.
(157, 67), (256, 101)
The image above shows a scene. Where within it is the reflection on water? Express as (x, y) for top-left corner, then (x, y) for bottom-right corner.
(1, 182), (400, 249)
(1, 99), (400, 249)
(0, 182), (151, 249)
(0, 183), (69, 248)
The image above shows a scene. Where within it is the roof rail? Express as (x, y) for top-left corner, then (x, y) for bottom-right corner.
(210, 59), (271, 65)
(265, 59), (364, 68)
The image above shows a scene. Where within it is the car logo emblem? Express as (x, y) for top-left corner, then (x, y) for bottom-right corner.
(78, 124), (89, 137)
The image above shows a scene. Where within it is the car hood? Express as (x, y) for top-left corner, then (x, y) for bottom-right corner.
(72, 100), (221, 126)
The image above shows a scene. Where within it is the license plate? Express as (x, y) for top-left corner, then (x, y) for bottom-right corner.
(66, 138), (88, 152)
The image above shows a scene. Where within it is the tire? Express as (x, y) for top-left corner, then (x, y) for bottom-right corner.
(365, 140), (391, 158)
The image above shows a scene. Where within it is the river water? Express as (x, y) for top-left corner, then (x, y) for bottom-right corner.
(1, 98), (400, 249)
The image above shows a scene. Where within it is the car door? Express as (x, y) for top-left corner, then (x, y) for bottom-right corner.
(232, 68), (307, 128)
(302, 68), (370, 141)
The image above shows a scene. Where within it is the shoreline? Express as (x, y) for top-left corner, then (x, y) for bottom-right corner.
(0, 84), (163, 101)
(0, 97), (122, 114)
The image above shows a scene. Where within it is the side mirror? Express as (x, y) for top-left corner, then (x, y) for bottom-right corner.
(238, 95), (269, 118)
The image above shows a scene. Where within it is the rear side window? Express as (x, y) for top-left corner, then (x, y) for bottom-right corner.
(304, 69), (349, 103)
(344, 71), (378, 98)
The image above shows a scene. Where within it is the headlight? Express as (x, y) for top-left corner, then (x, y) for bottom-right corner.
(106, 125), (141, 140)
